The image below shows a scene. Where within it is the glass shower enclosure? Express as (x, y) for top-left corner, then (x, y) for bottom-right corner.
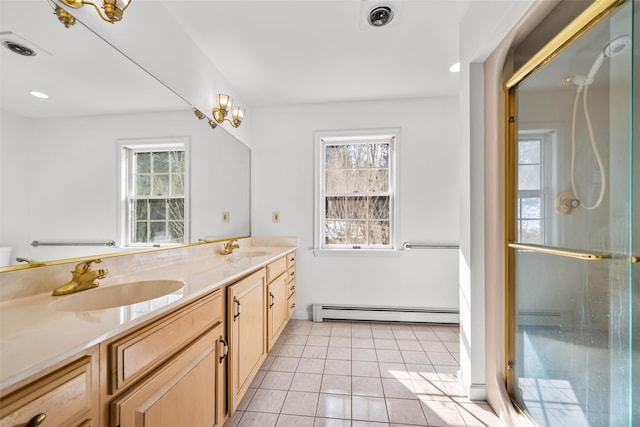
(505, 0), (637, 425)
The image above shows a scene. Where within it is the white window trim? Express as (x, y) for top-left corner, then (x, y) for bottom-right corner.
(313, 128), (400, 253)
(117, 136), (191, 248)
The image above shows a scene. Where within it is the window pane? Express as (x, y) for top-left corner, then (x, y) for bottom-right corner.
(168, 199), (184, 220)
(135, 175), (150, 196)
(345, 170), (369, 193)
(520, 220), (542, 243)
(372, 144), (389, 168)
(171, 174), (184, 195)
(134, 200), (147, 220)
(355, 144), (374, 168)
(326, 146), (345, 170)
(369, 169), (389, 192)
(171, 151), (184, 173)
(326, 197), (348, 219)
(135, 152), (151, 173)
(168, 221), (184, 242)
(346, 221), (367, 244)
(325, 220), (346, 244)
(520, 197), (542, 219)
(518, 165), (541, 190)
(133, 221), (147, 243)
(348, 197), (368, 219)
(150, 200), (166, 220)
(326, 170), (346, 193)
(150, 222), (166, 242)
(518, 139), (541, 164)
(369, 196), (390, 219)
(368, 221), (390, 245)
(153, 174), (170, 195)
(153, 152), (169, 173)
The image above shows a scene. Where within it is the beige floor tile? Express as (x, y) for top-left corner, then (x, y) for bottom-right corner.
(313, 417), (351, 427)
(327, 346), (352, 360)
(260, 371), (295, 390)
(352, 348), (377, 362)
(382, 377), (418, 399)
(316, 394), (352, 419)
(281, 391), (320, 417)
(371, 329), (395, 339)
(321, 374), (352, 395)
(401, 350), (430, 365)
(270, 356), (301, 372)
(426, 351), (458, 366)
(237, 388), (257, 410)
(276, 414), (315, 427)
(391, 329), (417, 340)
(224, 409), (244, 427)
(329, 337), (352, 347)
(307, 335), (330, 346)
(352, 396), (389, 423)
(310, 324), (333, 336)
(396, 339), (422, 351)
(304, 346), (329, 359)
(238, 411), (279, 427)
(250, 370), (267, 388)
(331, 326), (353, 337)
(457, 402), (502, 427)
(373, 338), (398, 350)
(351, 328), (374, 339)
(411, 379), (447, 396)
(279, 344), (305, 357)
(297, 358), (326, 374)
(376, 349), (403, 363)
(246, 389), (287, 413)
(419, 395), (467, 426)
(434, 364), (459, 382)
(378, 362), (409, 379)
(290, 372), (323, 392)
(352, 421), (389, 427)
(419, 341), (448, 352)
(352, 376), (385, 397)
(405, 364), (440, 381)
(352, 361), (380, 377)
(325, 359), (352, 376)
(352, 338), (375, 349)
(385, 397), (428, 425)
(283, 334), (309, 346)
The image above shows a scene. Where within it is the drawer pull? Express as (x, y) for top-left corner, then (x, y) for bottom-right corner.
(269, 292), (275, 308)
(26, 413), (47, 427)
(233, 297), (241, 320)
(219, 337), (228, 363)
(290, 285), (295, 292)
(290, 257), (295, 262)
(291, 303), (296, 309)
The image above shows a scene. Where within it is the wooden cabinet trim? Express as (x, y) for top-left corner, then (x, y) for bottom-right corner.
(266, 256), (287, 283)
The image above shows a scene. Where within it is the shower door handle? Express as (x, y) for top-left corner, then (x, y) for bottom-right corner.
(508, 242), (611, 261)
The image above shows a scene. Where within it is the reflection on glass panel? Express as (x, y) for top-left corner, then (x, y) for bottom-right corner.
(168, 221), (183, 242)
(346, 221), (366, 244)
(135, 175), (150, 196)
(172, 174), (184, 195)
(370, 169), (389, 192)
(521, 197), (542, 218)
(153, 152), (169, 174)
(519, 139), (541, 164)
(153, 174), (170, 196)
(346, 170), (369, 193)
(349, 197), (368, 219)
(519, 220), (541, 243)
(326, 146), (345, 170)
(171, 151), (184, 173)
(369, 196), (390, 220)
(134, 221), (147, 243)
(325, 220), (346, 244)
(134, 200), (147, 220)
(518, 164), (541, 190)
(368, 221), (389, 245)
(326, 170), (346, 193)
(136, 152), (151, 173)
(150, 200), (166, 221)
(168, 199), (184, 221)
(150, 222), (166, 242)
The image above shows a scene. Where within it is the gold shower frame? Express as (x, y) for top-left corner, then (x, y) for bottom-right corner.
(503, 0), (627, 419)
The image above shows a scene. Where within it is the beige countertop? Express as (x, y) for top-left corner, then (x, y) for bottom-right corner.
(0, 244), (295, 390)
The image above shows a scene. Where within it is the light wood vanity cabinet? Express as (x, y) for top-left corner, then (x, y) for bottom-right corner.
(227, 269), (267, 414)
(0, 347), (99, 427)
(101, 289), (227, 427)
(267, 272), (288, 351)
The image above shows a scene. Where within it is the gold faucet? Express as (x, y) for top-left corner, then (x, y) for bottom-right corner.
(221, 239), (240, 255)
(52, 259), (108, 296)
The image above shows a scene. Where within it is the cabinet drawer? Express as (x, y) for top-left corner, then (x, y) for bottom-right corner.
(0, 356), (94, 427)
(287, 279), (296, 298)
(266, 256), (287, 283)
(286, 251), (296, 269)
(109, 290), (223, 393)
(286, 267), (296, 284)
(287, 293), (296, 319)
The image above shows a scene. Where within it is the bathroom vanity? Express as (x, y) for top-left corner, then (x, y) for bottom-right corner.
(0, 238), (296, 427)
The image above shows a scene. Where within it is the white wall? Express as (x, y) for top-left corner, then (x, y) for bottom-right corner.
(0, 109), (250, 264)
(250, 97), (460, 319)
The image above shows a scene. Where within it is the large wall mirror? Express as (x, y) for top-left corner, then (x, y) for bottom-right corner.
(0, 0), (251, 268)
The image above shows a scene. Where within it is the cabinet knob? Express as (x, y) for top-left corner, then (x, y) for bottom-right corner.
(290, 285), (295, 292)
(26, 413), (47, 427)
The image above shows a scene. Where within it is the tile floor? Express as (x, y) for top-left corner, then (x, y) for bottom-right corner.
(224, 320), (501, 427)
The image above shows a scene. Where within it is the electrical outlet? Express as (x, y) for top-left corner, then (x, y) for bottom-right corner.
(272, 211), (280, 223)
(222, 211), (229, 223)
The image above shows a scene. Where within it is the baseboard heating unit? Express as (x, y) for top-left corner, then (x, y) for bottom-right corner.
(312, 304), (459, 324)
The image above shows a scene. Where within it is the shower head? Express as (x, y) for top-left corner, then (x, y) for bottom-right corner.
(584, 35), (631, 85)
(603, 35), (631, 57)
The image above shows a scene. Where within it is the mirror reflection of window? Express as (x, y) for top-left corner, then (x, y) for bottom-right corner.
(517, 135), (546, 244)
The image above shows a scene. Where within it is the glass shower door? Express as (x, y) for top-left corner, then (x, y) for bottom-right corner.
(505, 0), (636, 425)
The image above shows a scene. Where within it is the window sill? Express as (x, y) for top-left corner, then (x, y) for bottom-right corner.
(312, 249), (401, 257)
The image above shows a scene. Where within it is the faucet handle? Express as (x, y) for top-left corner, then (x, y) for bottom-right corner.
(74, 258), (103, 272)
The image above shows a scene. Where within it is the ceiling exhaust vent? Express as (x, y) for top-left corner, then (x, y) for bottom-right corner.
(359, 0), (401, 30)
(0, 32), (52, 57)
(367, 6), (394, 27)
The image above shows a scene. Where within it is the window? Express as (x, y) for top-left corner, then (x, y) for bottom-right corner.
(119, 138), (189, 247)
(315, 131), (397, 250)
(517, 136), (546, 244)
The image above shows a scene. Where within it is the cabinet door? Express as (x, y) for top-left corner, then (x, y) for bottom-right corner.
(227, 269), (266, 414)
(267, 273), (288, 351)
(111, 325), (223, 427)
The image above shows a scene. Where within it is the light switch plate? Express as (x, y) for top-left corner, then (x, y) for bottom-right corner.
(272, 211), (280, 223)
(222, 211), (229, 222)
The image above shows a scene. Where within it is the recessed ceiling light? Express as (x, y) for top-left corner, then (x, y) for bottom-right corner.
(30, 91), (49, 99)
(449, 62), (461, 73)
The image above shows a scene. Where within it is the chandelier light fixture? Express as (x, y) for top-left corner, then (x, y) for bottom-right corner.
(192, 94), (245, 130)
(51, 0), (132, 25)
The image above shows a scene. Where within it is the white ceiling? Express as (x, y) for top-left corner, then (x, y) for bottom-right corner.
(163, 0), (471, 106)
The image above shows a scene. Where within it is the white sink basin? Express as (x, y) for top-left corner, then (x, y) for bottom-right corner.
(237, 250), (271, 258)
(50, 280), (184, 312)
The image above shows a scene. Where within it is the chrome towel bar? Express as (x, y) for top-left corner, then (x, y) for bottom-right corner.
(403, 242), (459, 250)
(31, 240), (116, 247)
